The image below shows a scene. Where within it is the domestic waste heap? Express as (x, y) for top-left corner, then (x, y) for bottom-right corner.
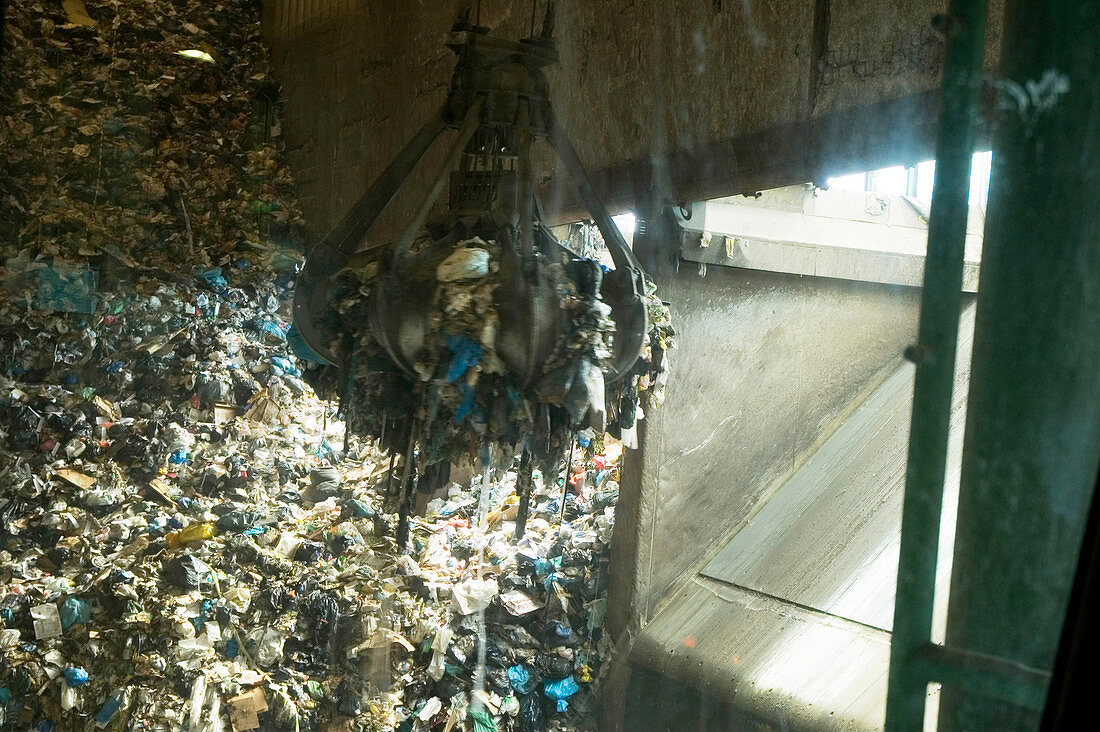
(0, 264), (621, 732)
(0, 0), (304, 271)
(1, 1), (634, 729)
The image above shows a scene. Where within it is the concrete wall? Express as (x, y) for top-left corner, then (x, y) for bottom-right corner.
(262, 0), (1005, 245)
(607, 265), (922, 639)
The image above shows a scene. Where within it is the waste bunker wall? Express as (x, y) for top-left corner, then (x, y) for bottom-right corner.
(605, 264), (922, 641)
(261, 0), (1005, 244)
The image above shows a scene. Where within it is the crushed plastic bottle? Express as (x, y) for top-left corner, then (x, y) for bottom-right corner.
(94, 688), (126, 726)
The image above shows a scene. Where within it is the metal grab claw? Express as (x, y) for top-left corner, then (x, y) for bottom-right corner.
(294, 18), (652, 396)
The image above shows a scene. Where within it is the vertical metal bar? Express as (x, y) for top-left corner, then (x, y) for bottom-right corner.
(885, 0), (988, 729)
(393, 101), (483, 264)
(546, 112), (645, 274)
(516, 103), (535, 263)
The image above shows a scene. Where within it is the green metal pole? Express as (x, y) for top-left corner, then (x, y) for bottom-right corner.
(939, 0), (1100, 727)
(885, 0), (988, 729)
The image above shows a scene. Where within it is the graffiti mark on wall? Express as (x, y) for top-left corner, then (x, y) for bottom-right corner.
(818, 26), (944, 91)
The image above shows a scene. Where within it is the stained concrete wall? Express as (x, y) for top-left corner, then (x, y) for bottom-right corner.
(262, 0), (1005, 246)
(606, 265), (922, 639)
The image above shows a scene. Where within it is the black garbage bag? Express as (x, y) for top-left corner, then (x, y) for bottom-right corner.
(309, 466), (341, 486)
(485, 636), (515, 668)
(503, 625), (541, 648)
(544, 619), (580, 648)
(447, 634), (477, 668)
(294, 541), (327, 564)
(162, 555), (211, 590)
(560, 548), (591, 567)
(297, 590), (343, 662)
(216, 510), (264, 532)
(515, 553), (539, 576)
(195, 377), (230, 406)
(519, 692), (546, 732)
(450, 538), (478, 560)
(433, 675), (463, 700)
(307, 480), (341, 501)
(487, 666), (512, 695)
(535, 653), (574, 680)
(335, 679), (360, 717)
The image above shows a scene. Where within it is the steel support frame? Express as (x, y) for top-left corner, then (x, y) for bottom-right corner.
(938, 0), (1100, 727)
(889, 0), (1100, 727)
(885, 0), (988, 728)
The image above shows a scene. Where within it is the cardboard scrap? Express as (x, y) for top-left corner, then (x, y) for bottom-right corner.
(56, 469), (96, 489)
(31, 603), (62, 639)
(146, 477), (175, 506)
(62, 0), (96, 26)
(498, 589), (542, 616)
(243, 390), (282, 424)
(228, 687), (267, 732)
(213, 403), (238, 425)
(92, 395), (119, 420)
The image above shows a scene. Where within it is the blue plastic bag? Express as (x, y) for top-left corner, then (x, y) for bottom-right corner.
(444, 334), (482, 383)
(262, 320), (287, 340)
(59, 597), (91, 629)
(543, 677), (579, 712)
(94, 694), (122, 725)
(454, 385), (478, 423)
(575, 428), (595, 449)
(270, 356), (301, 377)
(63, 668), (89, 687)
(198, 268), (228, 289)
(508, 664), (538, 695)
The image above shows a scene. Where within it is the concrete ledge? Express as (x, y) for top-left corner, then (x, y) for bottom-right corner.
(677, 188), (984, 292)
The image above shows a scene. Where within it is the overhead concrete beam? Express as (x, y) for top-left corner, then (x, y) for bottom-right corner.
(262, 0), (1006, 243)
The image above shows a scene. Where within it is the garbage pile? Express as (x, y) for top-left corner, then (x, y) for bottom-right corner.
(394, 437), (620, 732)
(0, 265), (363, 730)
(0, 1), (630, 730)
(0, 0), (305, 270)
(0, 262), (620, 731)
